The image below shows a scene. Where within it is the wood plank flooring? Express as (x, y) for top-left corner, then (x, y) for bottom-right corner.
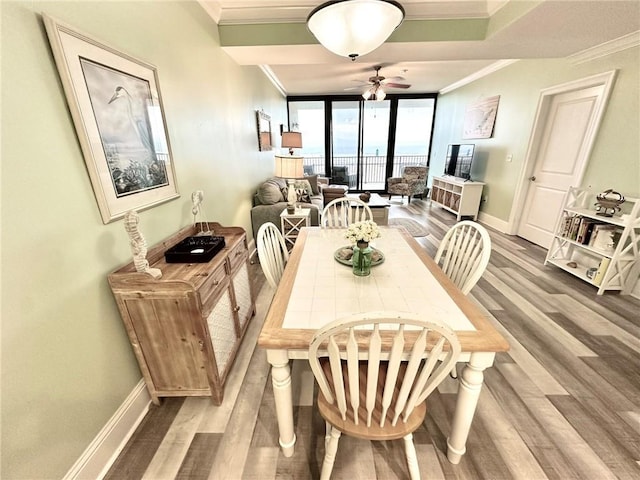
(105, 199), (640, 480)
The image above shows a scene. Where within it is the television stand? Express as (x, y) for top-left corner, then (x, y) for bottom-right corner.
(431, 175), (485, 221)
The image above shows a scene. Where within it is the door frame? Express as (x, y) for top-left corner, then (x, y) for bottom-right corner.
(508, 70), (617, 235)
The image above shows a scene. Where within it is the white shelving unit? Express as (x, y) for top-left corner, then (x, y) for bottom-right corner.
(544, 187), (640, 295)
(430, 175), (485, 221)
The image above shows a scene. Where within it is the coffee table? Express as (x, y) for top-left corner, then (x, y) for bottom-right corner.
(346, 192), (390, 225)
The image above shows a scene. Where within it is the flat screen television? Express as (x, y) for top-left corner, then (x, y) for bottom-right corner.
(444, 144), (475, 179)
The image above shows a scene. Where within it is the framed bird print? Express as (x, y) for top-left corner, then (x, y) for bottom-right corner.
(43, 14), (179, 223)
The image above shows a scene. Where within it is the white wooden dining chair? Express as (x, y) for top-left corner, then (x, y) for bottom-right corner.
(435, 220), (492, 295)
(434, 221), (491, 379)
(256, 222), (289, 289)
(308, 312), (461, 480)
(321, 197), (373, 228)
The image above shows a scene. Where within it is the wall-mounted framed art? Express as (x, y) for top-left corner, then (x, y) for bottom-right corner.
(43, 14), (179, 224)
(256, 110), (273, 151)
(462, 95), (500, 139)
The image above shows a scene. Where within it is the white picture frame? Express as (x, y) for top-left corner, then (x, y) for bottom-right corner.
(43, 14), (179, 224)
(462, 95), (500, 139)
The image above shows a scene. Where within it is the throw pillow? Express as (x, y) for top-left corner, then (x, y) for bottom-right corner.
(292, 179), (313, 199)
(302, 174), (319, 195)
(257, 179), (285, 205)
(295, 188), (311, 203)
(277, 175), (319, 195)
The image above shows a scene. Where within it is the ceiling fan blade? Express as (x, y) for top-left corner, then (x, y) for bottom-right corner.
(385, 76), (406, 82)
(344, 86), (366, 91)
(384, 82), (411, 89)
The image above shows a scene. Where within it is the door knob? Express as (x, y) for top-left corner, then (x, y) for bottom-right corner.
(529, 176), (536, 181)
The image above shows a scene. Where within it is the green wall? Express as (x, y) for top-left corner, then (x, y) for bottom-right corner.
(1, 1), (285, 478)
(431, 47), (640, 224)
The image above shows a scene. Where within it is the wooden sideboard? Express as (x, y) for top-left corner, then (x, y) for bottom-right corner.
(108, 222), (255, 405)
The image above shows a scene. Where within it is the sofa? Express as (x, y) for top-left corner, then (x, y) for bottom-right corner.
(251, 175), (328, 240)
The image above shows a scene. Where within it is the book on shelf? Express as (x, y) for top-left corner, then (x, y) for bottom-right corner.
(577, 218), (604, 244)
(588, 225), (623, 253)
(592, 257), (611, 286)
(561, 214), (580, 240)
(560, 214), (612, 246)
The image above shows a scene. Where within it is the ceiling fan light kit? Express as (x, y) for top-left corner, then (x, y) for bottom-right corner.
(307, 0), (405, 60)
(358, 65), (409, 101)
(363, 84), (386, 101)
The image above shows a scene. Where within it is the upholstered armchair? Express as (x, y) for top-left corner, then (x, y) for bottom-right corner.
(387, 166), (428, 203)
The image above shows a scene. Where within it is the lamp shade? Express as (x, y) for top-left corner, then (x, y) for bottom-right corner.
(307, 0), (405, 60)
(275, 155), (304, 178)
(281, 131), (303, 149)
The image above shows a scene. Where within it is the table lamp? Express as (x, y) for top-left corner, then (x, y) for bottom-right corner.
(275, 131), (304, 179)
(281, 131), (302, 156)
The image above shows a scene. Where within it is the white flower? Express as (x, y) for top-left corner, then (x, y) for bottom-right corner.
(345, 220), (381, 244)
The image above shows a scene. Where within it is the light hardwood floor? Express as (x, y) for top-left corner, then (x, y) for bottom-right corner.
(105, 199), (640, 480)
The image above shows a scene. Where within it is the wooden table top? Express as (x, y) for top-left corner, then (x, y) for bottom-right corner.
(258, 226), (509, 353)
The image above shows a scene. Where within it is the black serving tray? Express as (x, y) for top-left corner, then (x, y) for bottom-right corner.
(164, 235), (226, 263)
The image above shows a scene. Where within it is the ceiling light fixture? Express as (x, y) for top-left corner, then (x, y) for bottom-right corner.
(363, 84), (386, 101)
(307, 0), (405, 61)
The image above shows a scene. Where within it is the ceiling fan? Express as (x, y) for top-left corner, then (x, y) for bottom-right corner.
(346, 65), (411, 101)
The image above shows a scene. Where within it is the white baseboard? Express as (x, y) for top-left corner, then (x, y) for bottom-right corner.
(478, 211), (510, 233)
(64, 380), (151, 480)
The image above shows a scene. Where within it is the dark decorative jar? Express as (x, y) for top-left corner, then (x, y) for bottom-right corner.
(359, 191), (371, 203)
(352, 241), (372, 276)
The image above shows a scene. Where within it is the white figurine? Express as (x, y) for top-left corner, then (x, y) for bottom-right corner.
(191, 190), (212, 235)
(124, 210), (162, 279)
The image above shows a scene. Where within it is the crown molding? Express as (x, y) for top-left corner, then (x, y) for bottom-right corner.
(439, 59), (518, 94)
(259, 65), (287, 97)
(198, 0), (222, 24)
(209, 1), (500, 25)
(568, 31), (640, 65)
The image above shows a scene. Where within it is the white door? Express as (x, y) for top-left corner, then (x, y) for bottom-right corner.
(517, 78), (613, 248)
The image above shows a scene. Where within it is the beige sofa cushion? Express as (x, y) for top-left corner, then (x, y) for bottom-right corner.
(257, 178), (286, 205)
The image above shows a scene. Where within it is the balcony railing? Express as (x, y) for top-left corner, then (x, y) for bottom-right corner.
(302, 155), (428, 190)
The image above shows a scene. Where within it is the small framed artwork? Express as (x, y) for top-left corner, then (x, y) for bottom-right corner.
(256, 110), (272, 151)
(462, 95), (500, 139)
(43, 14), (179, 224)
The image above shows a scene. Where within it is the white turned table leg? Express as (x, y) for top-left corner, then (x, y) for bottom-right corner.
(267, 349), (296, 457)
(447, 351), (495, 464)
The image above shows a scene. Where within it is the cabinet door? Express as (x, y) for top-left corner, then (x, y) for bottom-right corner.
(231, 262), (253, 330)
(125, 295), (210, 392)
(206, 288), (238, 379)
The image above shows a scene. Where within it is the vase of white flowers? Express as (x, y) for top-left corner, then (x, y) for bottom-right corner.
(345, 220), (381, 276)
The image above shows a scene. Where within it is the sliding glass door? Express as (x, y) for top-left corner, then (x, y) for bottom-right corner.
(361, 101), (390, 190)
(330, 99), (390, 189)
(288, 101), (325, 176)
(330, 101), (359, 187)
(392, 98), (434, 177)
(288, 94), (436, 192)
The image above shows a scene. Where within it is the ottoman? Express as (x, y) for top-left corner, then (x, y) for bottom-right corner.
(322, 185), (349, 206)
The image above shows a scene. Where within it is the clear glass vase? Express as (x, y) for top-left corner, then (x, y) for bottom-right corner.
(352, 241), (372, 276)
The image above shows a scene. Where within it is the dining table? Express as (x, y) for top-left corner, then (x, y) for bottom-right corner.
(257, 225), (509, 464)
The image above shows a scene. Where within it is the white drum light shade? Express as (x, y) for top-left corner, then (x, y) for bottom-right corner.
(307, 0), (405, 60)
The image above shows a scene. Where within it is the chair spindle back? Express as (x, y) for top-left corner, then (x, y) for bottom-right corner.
(309, 312), (461, 428)
(256, 222), (289, 289)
